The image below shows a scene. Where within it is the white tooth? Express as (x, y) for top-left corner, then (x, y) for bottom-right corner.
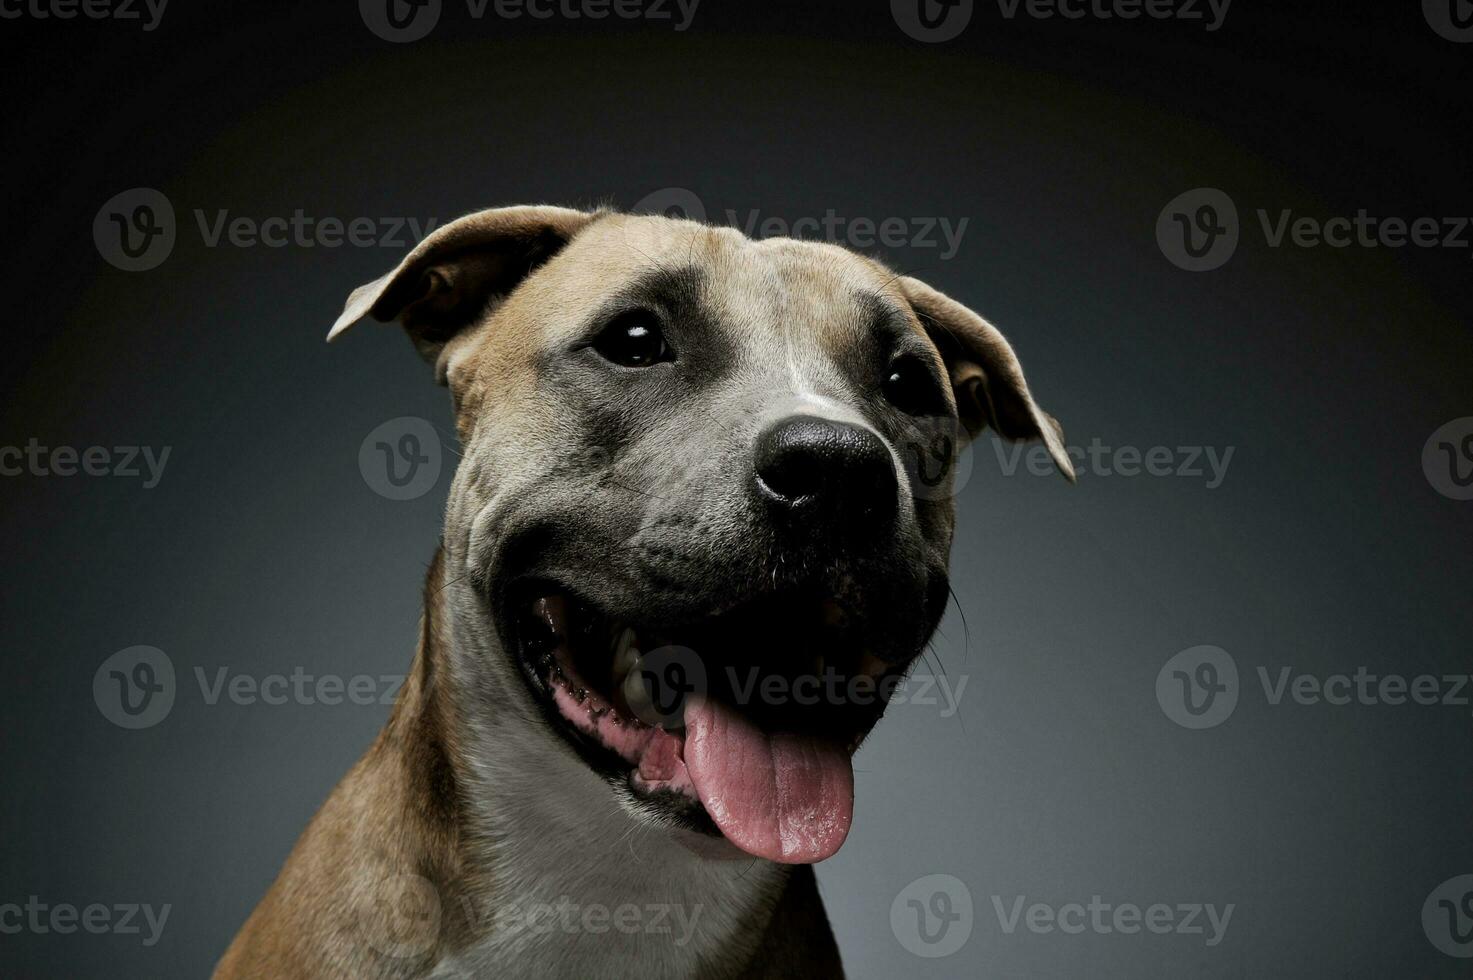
(621, 660), (654, 723)
(533, 595), (569, 639)
(611, 627), (641, 683)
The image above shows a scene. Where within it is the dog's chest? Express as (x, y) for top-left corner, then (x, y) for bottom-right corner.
(432, 865), (773, 979)
(436, 763), (787, 978)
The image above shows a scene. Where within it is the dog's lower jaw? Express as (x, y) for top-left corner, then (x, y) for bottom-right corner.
(213, 548), (845, 980)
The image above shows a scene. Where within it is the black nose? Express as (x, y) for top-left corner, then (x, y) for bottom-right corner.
(754, 415), (898, 525)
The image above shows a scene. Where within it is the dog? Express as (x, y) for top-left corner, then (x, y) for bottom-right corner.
(213, 205), (1072, 979)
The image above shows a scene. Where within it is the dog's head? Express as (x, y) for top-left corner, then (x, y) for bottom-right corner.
(332, 206), (1071, 863)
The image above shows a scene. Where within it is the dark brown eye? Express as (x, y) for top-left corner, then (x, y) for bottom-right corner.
(592, 312), (670, 368)
(883, 354), (944, 416)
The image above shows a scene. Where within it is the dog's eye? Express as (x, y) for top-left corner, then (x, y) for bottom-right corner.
(882, 354), (944, 416)
(592, 313), (671, 368)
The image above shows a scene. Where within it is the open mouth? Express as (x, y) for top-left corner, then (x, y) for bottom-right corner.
(508, 583), (904, 864)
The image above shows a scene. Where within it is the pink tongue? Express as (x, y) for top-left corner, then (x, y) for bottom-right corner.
(683, 697), (854, 864)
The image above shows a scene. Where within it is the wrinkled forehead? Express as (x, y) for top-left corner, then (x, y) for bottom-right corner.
(527, 213), (926, 356)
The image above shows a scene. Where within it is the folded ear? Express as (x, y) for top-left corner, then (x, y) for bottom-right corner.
(327, 205), (602, 382)
(900, 277), (1075, 482)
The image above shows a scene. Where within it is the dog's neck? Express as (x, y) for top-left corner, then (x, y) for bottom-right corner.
(394, 548), (792, 976)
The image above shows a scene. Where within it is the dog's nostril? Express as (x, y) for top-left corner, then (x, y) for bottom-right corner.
(753, 415), (898, 523)
(756, 444), (826, 503)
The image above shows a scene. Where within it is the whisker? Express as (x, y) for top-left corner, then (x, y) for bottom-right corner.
(947, 584), (972, 662)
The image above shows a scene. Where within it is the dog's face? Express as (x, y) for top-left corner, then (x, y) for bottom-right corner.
(332, 207), (1071, 864)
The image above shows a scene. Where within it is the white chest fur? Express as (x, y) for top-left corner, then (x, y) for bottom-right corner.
(437, 757), (788, 979)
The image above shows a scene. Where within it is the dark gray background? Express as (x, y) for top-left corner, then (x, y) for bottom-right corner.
(2, 1), (1470, 977)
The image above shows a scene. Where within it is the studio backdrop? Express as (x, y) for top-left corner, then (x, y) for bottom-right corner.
(1, 2), (1470, 977)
